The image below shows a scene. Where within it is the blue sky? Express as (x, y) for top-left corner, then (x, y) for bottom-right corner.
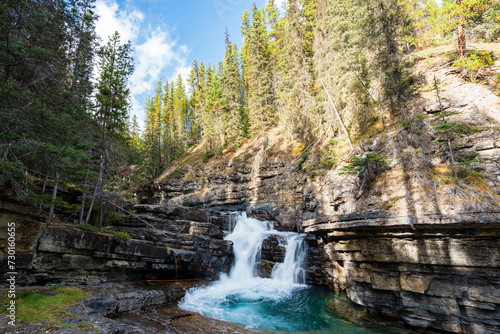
(94, 0), (284, 129)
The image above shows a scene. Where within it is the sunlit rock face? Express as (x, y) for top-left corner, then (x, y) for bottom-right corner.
(303, 212), (500, 334)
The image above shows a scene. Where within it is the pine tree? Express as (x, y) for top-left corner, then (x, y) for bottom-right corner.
(266, 0), (286, 54)
(91, 31), (134, 230)
(188, 59), (202, 142)
(130, 114), (141, 153)
(142, 80), (163, 178)
(313, 0), (376, 137)
(246, 4), (276, 134)
(265, 0), (286, 127)
(240, 9), (251, 81)
(67, 0), (98, 108)
(161, 80), (179, 166)
(173, 74), (189, 152)
(221, 33), (246, 145)
(279, 0), (317, 141)
(0, 0), (97, 208)
(441, 0), (491, 58)
(370, 0), (416, 117)
(203, 72), (225, 156)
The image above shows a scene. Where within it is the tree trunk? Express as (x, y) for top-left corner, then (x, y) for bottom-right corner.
(457, 0), (466, 58)
(79, 172), (89, 224)
(85, 156), (104, 225)
(39, 174), (48, 210)
(98, 146), (108, 232)
(48, 172), (59, 222)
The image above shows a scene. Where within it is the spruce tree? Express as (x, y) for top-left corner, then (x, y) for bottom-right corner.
(246, 4), (276, 134)
(91, 31), (134, 230)
(162, 80), (174, 163)
(188, 59), (202, 142)
(0, 0), (97, 208)
(173, 74), (189, 152)
(441, 0), (491, 58)
(221, 34), (246, 145)
(142, 80), (163, 178)
(279, 0), (317, 141)
(203, 72), (225, 156)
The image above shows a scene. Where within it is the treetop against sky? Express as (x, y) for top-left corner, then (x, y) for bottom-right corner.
(95, 0), (283, 129)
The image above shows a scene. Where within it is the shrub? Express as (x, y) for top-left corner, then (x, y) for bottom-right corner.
(76, 224), (131, 241)
(452, 51), (494, 82)
(201, 150), (214, 163)
(294, 150), (310, 170)
(320, 138), (342, 170)
(432, 110), (479, 179)
(342, 152), (390, 176)
(165, 167), (183, 179)
(232, 156), (242, 168)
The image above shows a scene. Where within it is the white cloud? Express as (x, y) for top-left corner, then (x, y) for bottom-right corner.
(95, 0), (143, 43)
(170, 65), (192, 89)
(131, 28), (190, 96)
(94, 0), (191, 126)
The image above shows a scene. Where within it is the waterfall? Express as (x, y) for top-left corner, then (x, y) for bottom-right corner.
(179, 213), (390, 333)
(223, 212), (306, 284)
(180, 212), (309, 329)
(271, 234), (307, 284)
(225, 212), (274, 281)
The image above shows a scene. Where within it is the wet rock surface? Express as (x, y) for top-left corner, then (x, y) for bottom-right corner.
(258, 234), (287, 278)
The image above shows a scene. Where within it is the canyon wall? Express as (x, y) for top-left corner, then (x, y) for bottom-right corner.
(304, 212), (500, 333)
(0, 199), (231, 285)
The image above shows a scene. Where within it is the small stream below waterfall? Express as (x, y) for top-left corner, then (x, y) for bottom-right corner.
(179, 213), (404, 333)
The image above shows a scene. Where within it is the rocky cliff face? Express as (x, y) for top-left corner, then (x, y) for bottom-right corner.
(0, 198), (232, 285)
(304, 212), (500, 334)
(149, 70), (500, 333)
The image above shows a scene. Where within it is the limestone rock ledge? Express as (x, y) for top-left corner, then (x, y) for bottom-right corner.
(0, 200), (232, 286)
(304, 211), (500, 334)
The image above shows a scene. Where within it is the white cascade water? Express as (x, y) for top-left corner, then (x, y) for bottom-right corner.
(179, 212), (308, 328)
(271, 234), (307, 284)
(180, 213), (388, 333)
(225, 212), (274, 281)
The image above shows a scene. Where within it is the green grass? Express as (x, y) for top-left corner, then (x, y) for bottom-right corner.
(75, 223), (99, 233)
(2, 286), (93, 330)
(104, 229), (131, 240)
(75, 224), (131, 241)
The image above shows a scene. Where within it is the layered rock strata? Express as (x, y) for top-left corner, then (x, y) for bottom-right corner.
(0, 199), (231, 285)
(304, 212), (500, 334)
